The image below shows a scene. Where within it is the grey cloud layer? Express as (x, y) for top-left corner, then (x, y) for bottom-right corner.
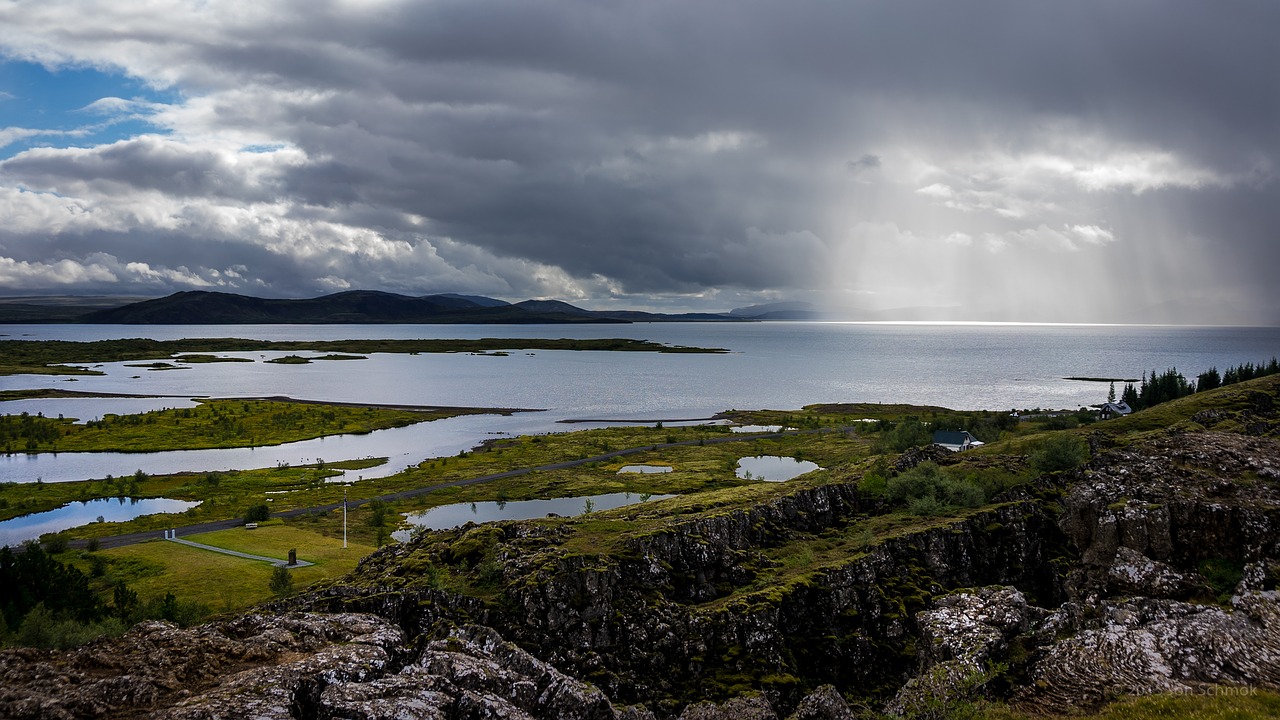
(0, 0), (1275, 321)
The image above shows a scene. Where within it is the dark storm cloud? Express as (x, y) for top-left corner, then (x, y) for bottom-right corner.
(847, 156), (881, 174)
(0, 1), (1275, 321)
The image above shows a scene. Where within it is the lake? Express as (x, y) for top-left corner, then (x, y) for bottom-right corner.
(0, 497), (201, 546)
(1, 322), (1277, 484)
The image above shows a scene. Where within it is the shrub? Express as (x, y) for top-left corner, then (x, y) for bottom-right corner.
(366, 499), (388, 528)
(42, 534), (68, 554)
(907, 494), (946, 517)
(243, 503), (271, 523)
(886, 462), (986, 516)
(269, 565), (294, 597)
(1029, 434), (1089, 473)
(876, 418), (932, 453)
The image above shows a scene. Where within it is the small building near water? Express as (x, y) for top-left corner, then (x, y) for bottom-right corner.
(932, 430), (982, 452)
(1098, 401), (1133, 420)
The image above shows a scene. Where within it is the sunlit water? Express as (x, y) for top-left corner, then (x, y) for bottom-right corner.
(0, 497), (201, 546)
(2, 322), (1277, 484)
(392, 491), (676, 539)
(617, 465), (674, 474)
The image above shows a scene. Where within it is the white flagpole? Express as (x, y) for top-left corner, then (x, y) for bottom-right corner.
(343, 487), (348, 549)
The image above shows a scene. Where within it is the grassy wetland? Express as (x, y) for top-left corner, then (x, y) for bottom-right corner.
(5, 363), (1279, 718)
(6, 380), (1241, 593)
(4, 395), (1053, 612)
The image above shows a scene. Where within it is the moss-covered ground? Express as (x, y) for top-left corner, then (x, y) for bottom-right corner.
(983, 689), (1280, 720)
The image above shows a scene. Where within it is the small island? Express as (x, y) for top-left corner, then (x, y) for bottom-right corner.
(0, 337), (727, 376)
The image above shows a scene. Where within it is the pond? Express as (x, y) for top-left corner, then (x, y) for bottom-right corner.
(617, 465), (673, 474)
(730, 425), (789, 433)
(0, 497), (201, 547)
(393, 491), (675, 539)
(736, 456), (822, 482)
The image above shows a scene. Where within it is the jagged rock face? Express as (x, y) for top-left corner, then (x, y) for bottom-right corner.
(1059, 432), (1280, 599)
(0, 615), (660, 720)
(1015, 583), (1280, 712)
(885, 586), (1043, 717)
(318, 479), (1068, 712)
(330, 429), (1277, 715)
(0, 612), (404, 719)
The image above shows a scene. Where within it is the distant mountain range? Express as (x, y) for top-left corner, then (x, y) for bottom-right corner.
(0, 290), (824, 324)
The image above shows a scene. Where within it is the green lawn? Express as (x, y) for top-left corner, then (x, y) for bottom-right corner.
(86, 523), (373, 613)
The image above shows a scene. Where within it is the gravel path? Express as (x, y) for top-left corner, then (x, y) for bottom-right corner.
(166, 536), (316, 567)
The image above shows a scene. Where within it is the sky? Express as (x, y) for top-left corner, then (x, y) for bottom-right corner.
(0, 1), (1276, 324)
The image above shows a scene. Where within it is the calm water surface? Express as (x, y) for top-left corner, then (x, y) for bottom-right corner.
(393, 491), (675, 538)
(2, 322), (1276, 484)
(736, 456), (823, 482)
(0, 497), (200, 546)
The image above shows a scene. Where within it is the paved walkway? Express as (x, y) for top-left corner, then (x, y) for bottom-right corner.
(166, 536), (315, 568)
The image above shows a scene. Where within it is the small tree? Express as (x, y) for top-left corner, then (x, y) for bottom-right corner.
(244, 503), (270, 523)
(113, 582), (140, 620)
(1121, 383), (1140, 410)
(269, 565), (294, 597)
(1107, 381), (1117, 403)
(16, 603), (56, 649)
(365, 499), (388, 528)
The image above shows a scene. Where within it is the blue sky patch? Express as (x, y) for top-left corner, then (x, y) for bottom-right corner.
(0, 59), (179, 159)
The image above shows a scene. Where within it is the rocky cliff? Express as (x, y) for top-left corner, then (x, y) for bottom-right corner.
(3, 379), (1279, 719)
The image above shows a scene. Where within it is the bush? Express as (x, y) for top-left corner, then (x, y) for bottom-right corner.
(366, 499), (388, 527)
(42, 534), (68, 554)
(907, 494), (946, 516)
(886, 462), (986, 515)
(11, 603), (127, 650)
(244, 503), (271, 523)
(1029, 434), (1089, 473)
(269, 565), (294, 597)
(876, 418), (932, 453)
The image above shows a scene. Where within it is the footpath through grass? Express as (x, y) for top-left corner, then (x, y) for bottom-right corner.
(67, 522), (372, 616)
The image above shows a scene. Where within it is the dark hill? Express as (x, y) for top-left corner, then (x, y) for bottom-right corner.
(81, 290), (617, 325)
(80, 291), (749, 324)
(513, 299), (595, 316)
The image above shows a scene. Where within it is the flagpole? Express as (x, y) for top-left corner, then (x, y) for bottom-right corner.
(343, 487), (348, 549)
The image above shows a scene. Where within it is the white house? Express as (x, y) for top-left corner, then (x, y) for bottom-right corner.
(932, 430), (983, 452)
(1098, 401), (1133, 420)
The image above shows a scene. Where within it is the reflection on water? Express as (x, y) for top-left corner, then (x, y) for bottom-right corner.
(0, 497), (201, 547)
(736, 456), (822, 482)
(0, 412), (554, 484)
(0, 397), (201, 424)
(617, 465), (673, 474)
(393, 491), (674, 539)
